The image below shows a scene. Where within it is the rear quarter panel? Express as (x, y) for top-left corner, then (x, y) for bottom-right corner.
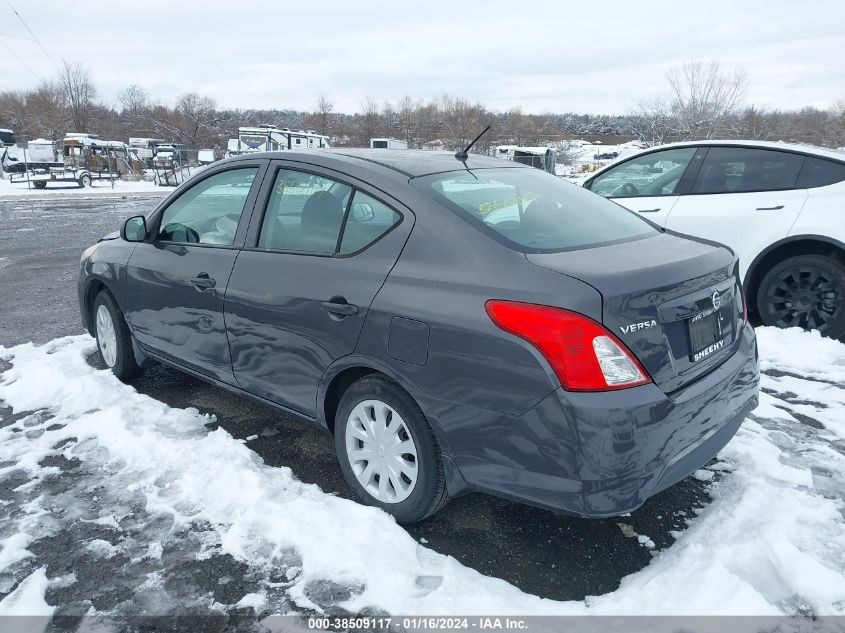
(790, 182), (845, 243)
(349, 193), (604, 418)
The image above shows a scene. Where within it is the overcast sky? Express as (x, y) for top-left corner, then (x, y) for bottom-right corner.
(1, 0), (843, 115)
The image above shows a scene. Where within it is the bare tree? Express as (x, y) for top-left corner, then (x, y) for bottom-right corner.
(0, 90), (31, 138)
(173, 93), (219, 149)
(629, 97), (674, 145)
(25, 81), (67, 140)
(119, 84), (148, 117)
(358, 96), (380, 146)
(830, 100), (845, 147)
(396, 95), (417, 146)
(666, 61), (747, 140)
(312, 94), (334, 136)
(59, 62), (96, 132)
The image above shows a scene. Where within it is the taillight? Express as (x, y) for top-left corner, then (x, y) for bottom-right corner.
(485, 300), (652, 392)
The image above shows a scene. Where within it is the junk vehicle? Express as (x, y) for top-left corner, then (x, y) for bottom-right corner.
(494, 145), (557, 174)
(129, 137), (165, 168)
(6, 133), (139, 189)
(0, 129), (15, 147)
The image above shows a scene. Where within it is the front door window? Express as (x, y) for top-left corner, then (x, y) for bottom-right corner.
(588, 148), (697, 198)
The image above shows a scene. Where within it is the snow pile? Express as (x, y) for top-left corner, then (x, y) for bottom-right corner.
(0, 328), (844, 615)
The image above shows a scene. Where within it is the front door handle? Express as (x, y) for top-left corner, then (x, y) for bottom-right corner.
(190, 272), (216, 291)
(639, 208), (661, 213)
(320, 297), (359, 317)
(756, 205), (785, 211)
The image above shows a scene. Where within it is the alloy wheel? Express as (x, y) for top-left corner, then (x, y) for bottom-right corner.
(96, 304), (118, 367)
(764, 265), (844, 331)
(344, 399), (418, 503)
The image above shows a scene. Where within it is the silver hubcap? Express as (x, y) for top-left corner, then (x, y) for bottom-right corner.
(95, 304), (118, 368)
(344, 399), (418, 503)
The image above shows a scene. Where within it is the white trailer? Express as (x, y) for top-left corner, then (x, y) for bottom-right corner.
(226, 124), (331, 157)
(370, 138), (408, 149)
(197, 149), (216, 165)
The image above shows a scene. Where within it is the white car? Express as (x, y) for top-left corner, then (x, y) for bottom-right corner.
(584, 140), (845, 338)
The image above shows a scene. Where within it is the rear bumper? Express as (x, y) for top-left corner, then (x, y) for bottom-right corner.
(426, 322), (759, 517)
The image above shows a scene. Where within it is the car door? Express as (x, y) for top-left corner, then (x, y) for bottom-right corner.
(585, 146), (700, 226)
(123, 163), (267, 384)
(224, 163), (413, 417)
(663, 146), (809, 281)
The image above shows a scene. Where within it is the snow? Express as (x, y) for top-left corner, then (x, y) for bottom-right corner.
(0, 176), (168, 199)
(557, 139), (648, 184)
(0, 568), (54, 616)
(0, 327), (843, 615)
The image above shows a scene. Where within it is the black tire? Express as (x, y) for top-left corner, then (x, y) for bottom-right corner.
(33, 181), (47, 189)
(334, 375), (449, 523)
(756, 254), (845, 338)
(92, 291), (142, 381)
(79, 173), (92, 188)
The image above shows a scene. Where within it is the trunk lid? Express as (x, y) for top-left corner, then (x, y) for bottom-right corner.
(526, 232), (744, 393)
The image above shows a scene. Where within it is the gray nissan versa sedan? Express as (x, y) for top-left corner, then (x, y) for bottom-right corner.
(78, 149), (760, 523)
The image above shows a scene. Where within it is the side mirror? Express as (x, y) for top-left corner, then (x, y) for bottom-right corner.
(121, 215), (147, 242)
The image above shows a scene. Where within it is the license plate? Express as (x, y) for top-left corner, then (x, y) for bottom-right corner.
(688, 310), (725, 362)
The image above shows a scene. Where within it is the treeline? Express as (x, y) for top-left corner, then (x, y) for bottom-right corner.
(1, 61), (843, 153)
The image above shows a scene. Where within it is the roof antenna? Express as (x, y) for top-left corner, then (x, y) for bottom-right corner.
(455, 125), (491, 161)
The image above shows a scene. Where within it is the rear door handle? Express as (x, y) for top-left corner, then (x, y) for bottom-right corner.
(320, 297), (359, 317)
(756, 205), (784, 211)
(190, 272), (216, 291)
(638, 208), (661, 213)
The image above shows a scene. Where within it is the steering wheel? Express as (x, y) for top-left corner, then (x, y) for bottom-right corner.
(161, 222), (199, 243)
(618, 182), (639, 196)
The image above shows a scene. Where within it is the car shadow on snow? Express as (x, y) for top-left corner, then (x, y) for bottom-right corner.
(114, 358), (711, 603)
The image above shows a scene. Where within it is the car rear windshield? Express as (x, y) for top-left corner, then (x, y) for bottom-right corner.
(410, 167), (657, 252)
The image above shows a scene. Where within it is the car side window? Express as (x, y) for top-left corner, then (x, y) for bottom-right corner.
(258, 170), (352, 254)
(338, 191), (401, 254)
(587, 148), (696, 198)
(692, 147), (804, 194)
(796, 156), (845, 189)
(157, 168), (258, 245)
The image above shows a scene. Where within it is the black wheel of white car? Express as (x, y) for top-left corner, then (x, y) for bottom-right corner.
(79, 173), (92, 188)
(33, 181), (46, 189)
(335, 375), (449, 523)
(93, 291), (142, 380)
(757, 254), (845, 338)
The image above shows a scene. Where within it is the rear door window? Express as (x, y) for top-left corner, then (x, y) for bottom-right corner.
(338, 192), (401, 254)
(259, 170), (352, 254)
(796, 156), (845, 188)
(258, 169), (401, 255)
(692, 147), (804, 194)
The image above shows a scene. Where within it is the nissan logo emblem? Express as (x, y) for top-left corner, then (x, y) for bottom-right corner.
(712, 291), (721, 310)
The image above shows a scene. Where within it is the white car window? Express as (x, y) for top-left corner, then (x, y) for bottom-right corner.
(692, 147), (804, 194)
(588, 148), (696, 198)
